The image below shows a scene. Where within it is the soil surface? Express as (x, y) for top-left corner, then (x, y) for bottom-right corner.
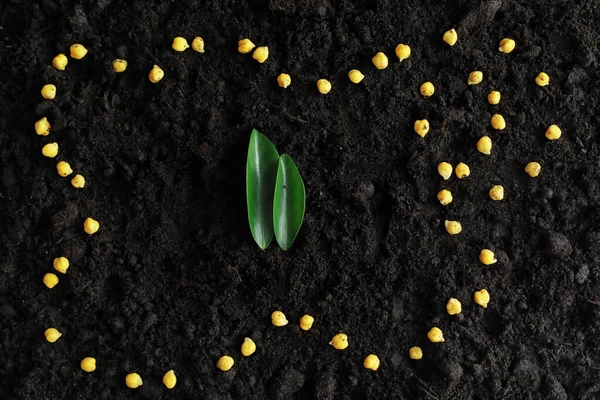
(2, 0), (600, 399)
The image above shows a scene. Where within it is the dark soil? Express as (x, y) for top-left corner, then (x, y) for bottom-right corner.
(2, 0), (600, 399)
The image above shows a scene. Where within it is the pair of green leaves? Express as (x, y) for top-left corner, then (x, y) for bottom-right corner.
(246, 129), (305, 251)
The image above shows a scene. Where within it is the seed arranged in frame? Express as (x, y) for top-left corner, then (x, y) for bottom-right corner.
(125, 373), (143, 389)
(271, 311), (288, 327)
(172, 37), (189, 52)
(363, 354), (380, 371)
(42, 143), (59, 158)
(57, 161), (73, 177)
(238, 39), (255, 54)
(70, 44), (88, 59)
(455, 162), (470, 178)
(217, 356), (234, 371)
(491, 114), (506, 130)
(71, 174), (86, 189)
(192, 37), (205, 53)
(112, 59), (128, 73)
(83, 218), (100, 235)
(525, 162), (541, 177)
(427, 327), (444, 343)
(488, 91), (501, 105)
(52, 54), (68, 70)
(445, 220), (462, 235)
(414, 119), (429, 137)
(437, 162), (453, 180)
(35, 117), (51, 136)
(489, 185), (504, 201)
(43, 273), (59, 289)
(348, 69), (364, 84)
(420, 81), (435, 97)
(446, 298), (462, 315)
(409, 346), (423, 360)
(479, 249), (497, 265)
(477, 136), (493, 155)
(329, 333), (349, 350)
(149, 65), (164, 83)
(395, 44), (411, 61)
(443, 29), (458, 46)
(437, 189), (453, 205)
(80, 357), (96, 373)
(498, 38), (515, 54)
(241, 337), (256, 356)
(474, 289), (490, 308)
(545, 124), (562, 140)
(299, 314), (314, 331)
(41, 84), (56, 100)
(317, 79), (331, 94)
(277, 73), (291, 88)
(372, 52), (388, 69)
(468, 71), (483, 85)
(163, 370), (177, 389)
(45, 328), (62, 343)
(536, 72), (550, 86)
(53, 257), (69, 274)
(252, 46), (269, 63)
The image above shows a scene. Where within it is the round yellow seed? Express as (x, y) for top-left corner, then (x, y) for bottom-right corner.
(536, 72), (550, 86)
(437, 162), (453, 180)
(372, 52), (388, 69)
(217, 356), (234, 371)
(149, 65), (164, 83)
(395, 43), (411, 61)
(271, 311), (288, 327)
(277, 73), (291, 88)
(479, 249), (497, 265)
(238, 38), (256, 54)
(491, 114), (506, 130)
(192, 37), (205, 53)
(299, 314), (314, 331)
(80, 357), (96, 373)
(125, 373), (143, 389)
(172, 37), (189, 52)
(445, 220), (462, 235)
(489, 185), (504, 201)
(70, 44), (88, 59)
(545, 124), (562, 140)
(53, 257), (70, 274)
(525, 162), (541, 177)
(83, 218), (100, 235)
(477, 136), (492, 155)
(71, 174), (86, 189)
(43, 273), (59, 289)
(420, 81), (435, 97)
(112, 59), (128, 73)
(252, 46), (269, 63)
(443, 29), (458, 46)
(363, 354), (380, 371)
(35, 117), (51, 136)
(446, 298), (462, 315)
(474, 289), (490, 308)
(41, 84), (56, 100)
(437, 189), (453, 206)
(348, 69), (364, 84)
(414, 119), (429, 137)
(468, 71), (483, 85)
(52, 54), (68, 71)
(241, 337), (256, 356)
(317, 79), (331, 95)
(45, 328), (62, 343)
(42, 143), (59, 158)
(329, 333), (349, 350)
(409, 346), (423, 360)
(488, 91), (501, 105)
(427, 327), (444, 343)
(455, 162), (470, 179)
(499, 38), (516, 54)
(57, 161), (73, 177)
(163, 370), (177, 389)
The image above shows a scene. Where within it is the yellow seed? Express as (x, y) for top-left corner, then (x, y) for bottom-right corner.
(163, 370), (177, 389)
(112, 59), (128, 73)
(446, 298), (462, 315)
(545, 124), (562, 140)
(395, 44), (411, 61)
(149, 65), (164, 83)
(445, 220), (462, 235)
(241, 337), (257, 356)
(42, 143), (59, 158)
(489, 185), (504, 201)
(348, 69), (364, 84)
(238, 38), (256, 54)
(414, 119), (429, 137)
(299, 314), (314, 331)
(70, 44), (88, 59)
(363, 354), (380, 371)
(488, 91), (501, 105)
(479, 249), (497, 265)
(271, 311), (288, 327)
(427, 327), (444, 343)
(80, 357), (96, 373)
(477, 136), (492, 155)
(41, 84), (56, 100)
(455, 162), (470, 179)
(71, 174), (86, 189)
(125, 373), (143, 389)
(329, 333), (349, 350)
(437, 189), (453, 206)
(443, 29), (458, 46)
(252, 46), (269, 63)
(217, 356), (234, 371)
(83, 218), (100, 235)
(536, 72), (550, 87)
(43, 273), (59, 289)
(277, 73), (292, 88)
(468, 71), (483, 85)
(44, 328), (62, 343)
(474, 289), (490, 308)
(53, 257), (70, 274)
(35, 117), (52, 136)
(491, 114), (506, 130)
(371, 52), (388, 70)
(52, 54), (68, 70)
(499, 38), (516, 54)
(420, 81), (435, 97)
(409, 346), (423, 360)
(172, 37), (189, 52)
(57, 161), (73, 177)
(437, 162), (453, 180)
(525, 162), (541, 177)
(317, 79), (332, 95)
(192, 37), (205, 53)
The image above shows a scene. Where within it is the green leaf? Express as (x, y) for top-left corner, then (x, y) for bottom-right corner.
(246, 129), (280, 250)
(273, 154), (306, 251)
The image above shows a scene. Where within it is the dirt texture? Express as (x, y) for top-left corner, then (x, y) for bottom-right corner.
(1, 0), (600, 399)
